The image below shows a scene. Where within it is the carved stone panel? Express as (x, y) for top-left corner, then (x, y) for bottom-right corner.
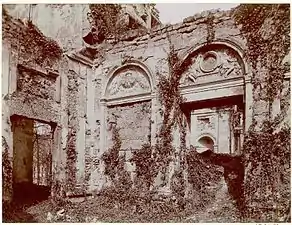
(181, 46), (243, 86)
(106, 67), (151, 98)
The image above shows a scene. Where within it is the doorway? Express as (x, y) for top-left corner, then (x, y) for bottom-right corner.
(11, 115), (54, 204)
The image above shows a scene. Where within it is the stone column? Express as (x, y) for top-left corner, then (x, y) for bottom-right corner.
(245, 76), (253, 132)
(2, 43), (10, 97)
(76, 70), (86, 185)
(51, 125), (62, 181)
(9, 57), (17, 95)
(190, 112), (197, 147)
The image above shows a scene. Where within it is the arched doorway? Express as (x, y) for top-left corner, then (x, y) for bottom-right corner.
(196, 135), (215, 153)
(178, 42), (249, 155)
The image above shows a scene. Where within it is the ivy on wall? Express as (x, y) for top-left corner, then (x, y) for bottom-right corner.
(154, 43), (189, 179)
(87, 4), (123, 43)
(233, 4), (291, 221)
(65, 71), (79, 193)
(233, 4), (290, 105)
(2, 136), (13, 201)
(2, 7), (62, 67)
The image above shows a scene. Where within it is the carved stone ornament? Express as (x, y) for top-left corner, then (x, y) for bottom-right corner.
(197, 116), (215, 132)
(107, 68), (151, 98)
(181, 48), (242, 85)
(200, 51), (220, 73)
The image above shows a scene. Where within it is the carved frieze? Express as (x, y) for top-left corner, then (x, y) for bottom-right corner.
(181, 47), (243, 85)
(107, 67), (151, 98)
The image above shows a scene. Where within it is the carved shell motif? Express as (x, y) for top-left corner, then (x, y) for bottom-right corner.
(108, 69), (151, 97)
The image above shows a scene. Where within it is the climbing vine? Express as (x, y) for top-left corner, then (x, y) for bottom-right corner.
(2, 7), (62, 67)
(233, 4), (291, 221)
(154, 43), (191, 178)
(65, 71), (79, 193)
(233, 4), (290, 106)
(2, 136), (12, 201)
(101, 124), (121, 181)
(87, 4), (123, 42)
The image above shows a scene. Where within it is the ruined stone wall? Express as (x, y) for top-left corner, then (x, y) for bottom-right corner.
(98, 9), (247, 151)
(107, 101), (151, 151)
(4, 4), (90, 51)
(3, 5), (290, 215)
(94, 6), (290, 219)
(2, 6), (65, 201)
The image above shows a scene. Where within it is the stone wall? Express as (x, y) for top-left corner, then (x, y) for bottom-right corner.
(4, 4), (90, 51)
(2, 6), (64, 201)
(2, 5), (290, 217)
(107, 101), (151, 151)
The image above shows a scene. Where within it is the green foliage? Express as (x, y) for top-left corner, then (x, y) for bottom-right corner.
(101, 125), (121, 181)
(233, 5), (290, 221)
(101, 123), (134, 209)
(2, 136), (12, 200)
(155, 44), (188, 174)
(185, 149), (223, 207)
(243, 124), (290, 207)
(131, 143), (156, 189)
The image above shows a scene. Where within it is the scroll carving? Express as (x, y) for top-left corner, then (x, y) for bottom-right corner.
(181, 47), (243, 85)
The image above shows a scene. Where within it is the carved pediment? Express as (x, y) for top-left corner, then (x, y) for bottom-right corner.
(106, 66), (151, 98)
(181, 47), (243, 86)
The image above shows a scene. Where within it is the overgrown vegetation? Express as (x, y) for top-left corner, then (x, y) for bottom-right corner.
(87, 4), (123, 42)
(2, 136), (13, 202)
(2, 7), (62, 67)
(65, 71), (79, 193)
(233, 4), (290, 107)
(233, 4), (291, 222)
(243, 123), (290, 221)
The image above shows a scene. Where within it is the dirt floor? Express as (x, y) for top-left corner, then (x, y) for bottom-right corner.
(3, 179), (241, 223)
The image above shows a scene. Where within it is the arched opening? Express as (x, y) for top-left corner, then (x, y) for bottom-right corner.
(178, 42), (248, 155)
(197, 136), (215, 153)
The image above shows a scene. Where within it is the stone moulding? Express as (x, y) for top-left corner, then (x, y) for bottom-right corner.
(104, 93), (152, 107)
(17, 64), (59, 80)
(180, 76), (244, 102)
(65, 48), (94, 67)
(178, 40), (250, 76)
(102, 60), (155, 100)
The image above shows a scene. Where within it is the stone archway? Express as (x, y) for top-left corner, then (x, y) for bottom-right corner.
(179, 42), (249, 155)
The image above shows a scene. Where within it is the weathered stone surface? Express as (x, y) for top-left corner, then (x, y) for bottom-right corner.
(2, 6), (290, 221)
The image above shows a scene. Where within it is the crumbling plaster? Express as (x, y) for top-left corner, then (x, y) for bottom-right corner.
(2, 5), (290, 202)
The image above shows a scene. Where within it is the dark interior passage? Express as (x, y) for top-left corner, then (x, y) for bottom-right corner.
(11, 115), (53, 205)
